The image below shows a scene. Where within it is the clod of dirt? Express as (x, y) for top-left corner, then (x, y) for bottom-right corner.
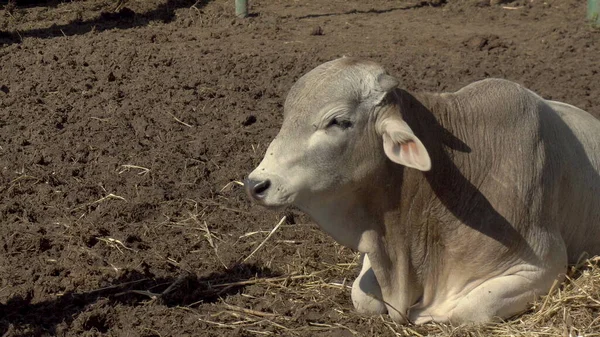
(82, 313), (109, 333)
(474, 0), (491, 6)
(37, 155), (51, 166)
(310, 26), (324, 36)
(125, 234), (142, 244)
(422, 0), (447, 7)
(471, 0), (514, 7)
(4, 0), (16, 15)
(125, 234), (149, 250)
(38, 237), (52, 252)
(100, 7), (135, 21)
(283, 211), (296, 225)
(107, 72), (116, 82)
(241, 115), (257, 126)
(0, 85), (9, 94)
(83, 235), (98, 248)
(462, 34), (508, 51)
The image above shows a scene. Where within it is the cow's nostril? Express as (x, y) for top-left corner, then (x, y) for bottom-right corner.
(244, 178), (273, 201)
(253, 179), (271, 196)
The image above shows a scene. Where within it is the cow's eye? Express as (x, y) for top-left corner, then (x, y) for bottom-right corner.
(326, 118), (353, 129)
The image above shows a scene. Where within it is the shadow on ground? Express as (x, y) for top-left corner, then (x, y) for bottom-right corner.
(296, 1), (446, 19)
(0, 263), (279, 336)
(0, 0), (209, 46)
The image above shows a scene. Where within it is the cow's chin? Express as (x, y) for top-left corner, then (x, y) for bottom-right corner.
(258, 203), (289, 212)
(254, 192), (296, 211)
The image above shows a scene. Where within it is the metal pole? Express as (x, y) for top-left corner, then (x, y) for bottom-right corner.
(235, 0), (248, 18)
(589, 0), (600, 27)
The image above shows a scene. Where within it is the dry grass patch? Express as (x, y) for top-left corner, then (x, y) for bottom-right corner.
(192, 249), (599, 336)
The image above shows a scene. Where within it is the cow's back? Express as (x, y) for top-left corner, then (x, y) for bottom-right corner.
(544, 99), (600, 261)
(419, 79), (600, 266)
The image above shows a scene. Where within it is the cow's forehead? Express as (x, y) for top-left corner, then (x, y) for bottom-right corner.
(283, 58), (383, 118)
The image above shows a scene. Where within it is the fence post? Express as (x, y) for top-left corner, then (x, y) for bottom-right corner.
(589, 0), (600, 27)
(235, 0), (248, 18)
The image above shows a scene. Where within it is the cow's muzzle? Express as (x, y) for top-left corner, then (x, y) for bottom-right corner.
(244, 178), (271, 201)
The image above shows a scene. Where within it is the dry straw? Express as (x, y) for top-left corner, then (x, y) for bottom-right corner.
(191, 251), (599, 336)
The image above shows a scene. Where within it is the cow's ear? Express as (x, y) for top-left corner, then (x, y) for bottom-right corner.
(372, 73), (398, 105)
(377, 73), (398, 93)
(381, 118), (431, 171)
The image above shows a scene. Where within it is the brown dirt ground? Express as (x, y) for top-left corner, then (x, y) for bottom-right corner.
(0, 0), (598, 336)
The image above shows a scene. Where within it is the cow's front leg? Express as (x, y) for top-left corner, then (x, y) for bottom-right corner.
(351, 253), (387, 315)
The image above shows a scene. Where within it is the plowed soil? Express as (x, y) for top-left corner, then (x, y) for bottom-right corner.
(0, 0), (598, 336)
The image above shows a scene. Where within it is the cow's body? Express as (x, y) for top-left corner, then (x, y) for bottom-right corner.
(245, 58), (600, 324)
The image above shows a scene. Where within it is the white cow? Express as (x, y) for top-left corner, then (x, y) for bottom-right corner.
(245, 57), (600, 324)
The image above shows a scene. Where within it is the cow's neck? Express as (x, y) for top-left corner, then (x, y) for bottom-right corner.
(300, 189), (386, 252)
(391, 88), (507, 306)
(380, 89), (455, 275)
(366, 89), (473, 314)
(302, 169), (425, 319)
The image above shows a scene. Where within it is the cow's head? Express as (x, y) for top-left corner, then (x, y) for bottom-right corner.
(245, 58), (431, 211)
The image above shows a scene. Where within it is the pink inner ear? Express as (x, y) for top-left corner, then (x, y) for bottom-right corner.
(408, 141), (417, 153)
(401, 141), (418, 154)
